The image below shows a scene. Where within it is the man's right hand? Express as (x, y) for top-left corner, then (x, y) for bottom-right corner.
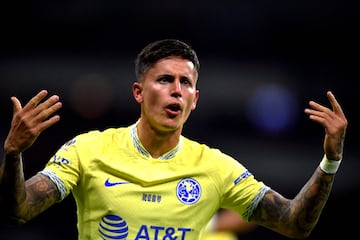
(4, 90), (62, 156)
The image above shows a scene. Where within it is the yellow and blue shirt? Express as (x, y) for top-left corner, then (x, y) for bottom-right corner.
(41, 123), (269, 240)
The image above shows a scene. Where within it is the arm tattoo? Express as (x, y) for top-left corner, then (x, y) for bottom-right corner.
(251, 167), (335, 237)
(1, 155), (60, 224)
(17, 173), (60, 222)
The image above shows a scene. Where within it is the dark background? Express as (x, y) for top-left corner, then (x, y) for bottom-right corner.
(0, 1), (359, 239)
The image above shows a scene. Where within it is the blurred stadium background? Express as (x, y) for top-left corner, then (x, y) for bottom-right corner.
(0, 1), (358, 239)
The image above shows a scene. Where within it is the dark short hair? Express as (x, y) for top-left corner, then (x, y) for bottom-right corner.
(134, 39), (200, 81)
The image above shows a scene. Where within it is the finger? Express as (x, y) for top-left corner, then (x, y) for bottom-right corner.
(29, 93), (62, 124)
(38, 95), (61, 111)
(23, 90), (49, 111)
(306, 101), (325, 112)
(10, 96), (22, 114)
(326, 91), (345, 117)
(38, 115), (61, 132)
(304, 101), (330, 119)
(37, 101), (63, 123)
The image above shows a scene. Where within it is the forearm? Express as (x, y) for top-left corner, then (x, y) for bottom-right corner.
(0, 153), (27, 224)
(251, 167), (335, 239)
(0, 154), (60, 225)
(290, 167), (335, 236)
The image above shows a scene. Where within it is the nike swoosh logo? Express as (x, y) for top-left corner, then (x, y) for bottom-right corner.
(104, 178), (131, 187)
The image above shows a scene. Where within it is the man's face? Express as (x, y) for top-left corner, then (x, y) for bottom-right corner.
(133, 56), (199, 133)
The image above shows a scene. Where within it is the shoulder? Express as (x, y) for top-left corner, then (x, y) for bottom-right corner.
(59, 126), (131, 152)
(75, 125), (131, 142)
(181, 136), (244, 169)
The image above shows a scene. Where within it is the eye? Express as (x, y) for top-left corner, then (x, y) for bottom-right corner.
(158, 76), (172, 83)
(180, 78), (191, 86)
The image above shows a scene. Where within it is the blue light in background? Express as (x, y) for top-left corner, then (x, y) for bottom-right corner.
(246, 84), (298, 134)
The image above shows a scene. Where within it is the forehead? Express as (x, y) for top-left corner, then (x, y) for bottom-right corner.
(151, 57), (197, 75)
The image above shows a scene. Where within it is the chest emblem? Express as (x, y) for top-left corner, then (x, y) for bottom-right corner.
(176, 178), (201, 205)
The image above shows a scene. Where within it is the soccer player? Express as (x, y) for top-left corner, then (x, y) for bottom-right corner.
(0, 39), (347, 239)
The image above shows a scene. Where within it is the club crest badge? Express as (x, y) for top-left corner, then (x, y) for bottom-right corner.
(176, 178), (201, 204)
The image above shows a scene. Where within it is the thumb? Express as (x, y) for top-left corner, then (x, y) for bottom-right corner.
(10, 96), (22, 114)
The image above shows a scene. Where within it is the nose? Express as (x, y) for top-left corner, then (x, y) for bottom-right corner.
(171, 80), (182, 97)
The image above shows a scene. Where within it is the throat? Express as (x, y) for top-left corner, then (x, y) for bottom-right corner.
(131, 124), (182, 159)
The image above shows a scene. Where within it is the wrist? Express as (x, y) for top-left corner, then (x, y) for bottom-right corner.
(319, 154), (342, 174)
(5, 152), (22, 161)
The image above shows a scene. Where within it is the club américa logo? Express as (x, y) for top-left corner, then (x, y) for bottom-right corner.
(176, 178), (201, 204)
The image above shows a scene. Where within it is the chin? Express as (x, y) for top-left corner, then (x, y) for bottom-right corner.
(161, 119), (182, 131)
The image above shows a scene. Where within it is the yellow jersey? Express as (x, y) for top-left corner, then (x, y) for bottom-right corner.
(41, 123), (269, 240)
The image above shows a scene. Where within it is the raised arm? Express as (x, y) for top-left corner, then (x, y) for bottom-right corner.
(0, 90), (63, 225)
(250, 91), (347, 239)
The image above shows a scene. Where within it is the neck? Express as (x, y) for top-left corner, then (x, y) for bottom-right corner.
(136, 119), (181, 159)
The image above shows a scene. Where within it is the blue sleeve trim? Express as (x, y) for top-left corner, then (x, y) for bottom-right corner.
(40, 169), (68, 202)
(242, 185), (270, 221)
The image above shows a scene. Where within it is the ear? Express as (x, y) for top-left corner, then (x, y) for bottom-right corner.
(132, 81), (143, 103)
(191, 89), (200, 110)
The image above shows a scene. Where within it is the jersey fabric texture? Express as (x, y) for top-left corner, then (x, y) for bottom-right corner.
(41, 122), (269, 240)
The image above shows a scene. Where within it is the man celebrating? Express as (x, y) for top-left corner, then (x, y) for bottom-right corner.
(0, 39), (347, 239)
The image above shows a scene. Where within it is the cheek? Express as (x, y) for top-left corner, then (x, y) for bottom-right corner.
(143, 88), (163, 106)
(184, 97), (197, 112)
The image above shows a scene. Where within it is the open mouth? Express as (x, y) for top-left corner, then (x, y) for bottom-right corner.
(166, 103), (181, 115)
(167, 104), (181, 111)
